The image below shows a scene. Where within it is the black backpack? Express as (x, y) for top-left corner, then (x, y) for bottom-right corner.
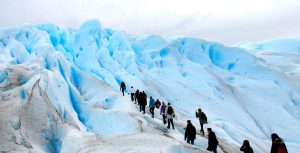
(201, 112), (207, 121)
(167, 106), (173, 114)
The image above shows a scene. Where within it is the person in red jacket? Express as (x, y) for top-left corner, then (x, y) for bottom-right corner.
(271, 133), (288, 153)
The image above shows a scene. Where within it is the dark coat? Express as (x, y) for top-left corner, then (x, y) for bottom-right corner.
(207, 131), (218, 151)
(196, 110), (207, 124)
(271, 138), (288, 153)
(185, 123), (196, 140)
(240, 145), (254, 153)
(139, 92), (147, 106)
(135, 90), (140, 99)
(120, 82), (126, 90)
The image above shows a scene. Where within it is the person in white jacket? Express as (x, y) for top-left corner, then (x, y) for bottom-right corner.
(165, 103), (175, 129)
(129, 86), (135, 102)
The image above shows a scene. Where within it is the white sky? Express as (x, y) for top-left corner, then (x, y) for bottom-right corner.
(0, 0), (300, 44)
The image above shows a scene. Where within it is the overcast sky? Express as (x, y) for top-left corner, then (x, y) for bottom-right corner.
(0, 0), (300, 44)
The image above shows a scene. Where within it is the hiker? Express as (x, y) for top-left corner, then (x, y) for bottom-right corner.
(196, 108), (207, 136)
(166, 103), (175, 129)
(135, 89), (140, 104)
(149, 96), (155, 118)
(129, 86), (135, 102)
(207, 128), (218, 153)
(270, 133), (288, 153)
(120, 81), (126, 96)
(160, 102), (167, 124)
(137, 91), (142, 112)
(142, 91), (147, 101)
(240, 140), (254, 153)
(140, 91), (147, 114)
(155, 98), (161, 109)
(184, 120), (196, 145)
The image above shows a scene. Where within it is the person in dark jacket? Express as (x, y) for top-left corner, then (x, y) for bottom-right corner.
(160, 102), (167, 124)
(207, 128), (218, 153)
(184, 120), (196, 145)
(120, 81), (126, 96)
(196, 108), (207, 136)
(140, 91), (147, 114)
(137, 91), (142, 112)
(240, 140), (254, 153)
(270, 133), (288, 153)
(135, 89), (140, 104)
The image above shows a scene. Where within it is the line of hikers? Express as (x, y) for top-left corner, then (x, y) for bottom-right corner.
(185, 109), (218, 152)
(121, 83), (176, 129)
(184, 108), (287, 153)
(120, 81), (288, 153)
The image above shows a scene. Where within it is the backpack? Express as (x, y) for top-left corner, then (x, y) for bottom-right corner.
(278, 147), (287, 153)
(155, 101), (161, 109)
(167, 106), (173, 114)
(201, 113), (207, 122)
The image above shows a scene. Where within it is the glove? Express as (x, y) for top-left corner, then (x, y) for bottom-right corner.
(173, 115), (175, 117)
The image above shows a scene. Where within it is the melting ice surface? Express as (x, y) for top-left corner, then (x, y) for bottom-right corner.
(0, 19), (300, 153)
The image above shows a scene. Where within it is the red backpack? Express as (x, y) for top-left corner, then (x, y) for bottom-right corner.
(155, 100), (161, 108)
(277, 147), (287, 153)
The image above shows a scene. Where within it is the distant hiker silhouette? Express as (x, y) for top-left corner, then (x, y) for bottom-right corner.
(135, 89), (140, 104)
(271, 133), (288, 153)
(149, 96), (155, 118)
(160, 102), (167, 124)
(185, 120), (196, 145)
(240, 140), (254, 153)
(196, 108), (207, 136)
(166, 103), (175, 129)
(207, 128), (218, 153)
(129, 86), (135, 102)
(139, 91), (147, 114)
(120, 81), (126, 96)
(137, 94), (142, 112)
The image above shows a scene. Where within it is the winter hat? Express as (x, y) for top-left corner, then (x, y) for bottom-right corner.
(243, 140), (250, 147)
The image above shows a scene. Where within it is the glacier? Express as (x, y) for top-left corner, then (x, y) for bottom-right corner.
(0, 19), (300, 153)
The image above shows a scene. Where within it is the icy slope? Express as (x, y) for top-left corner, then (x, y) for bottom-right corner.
(0, 20), (300, 153)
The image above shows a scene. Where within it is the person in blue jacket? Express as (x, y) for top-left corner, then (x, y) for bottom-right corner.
(149, 96), (155, 118)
